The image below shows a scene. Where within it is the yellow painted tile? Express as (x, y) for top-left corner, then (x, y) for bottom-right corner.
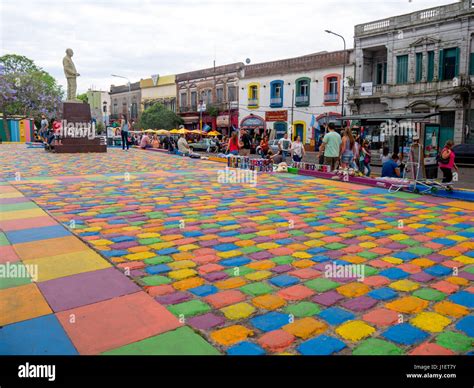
(336, 320), (375, 341)
(292, 252), (312, 259)
(217, 250), (241, 259)
(410, 312), (451, 333)
(215, 277), (247, 290)
(220, 302), (256, 320)
(0, 284), (52, 326)
(172, 277), (205, 291)
(125, 251), (156, 261)
(246, 260), (275, 271)
(178, 244), (200, 252)
(252, 294), (286, 310)
(337, 282), (370, 297)
(245, 270), (272, 281)
(23, 250), (111, 282)
(168, 260), (196, 270)
(389, 280), (420, 292)
(168, 268), (197, 280)
(292, 259), (314, 268)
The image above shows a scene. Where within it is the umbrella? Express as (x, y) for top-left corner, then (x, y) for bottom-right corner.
(144, 129), (154, 133)
(169, 129), (180, 134)
(156, 129), (170, 135)
(207, 130), (221, 136)
(189, 129), (205, 134)
(177, 128), (189, 134)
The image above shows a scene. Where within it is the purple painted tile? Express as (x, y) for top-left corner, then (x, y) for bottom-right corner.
(155, 291), (191, 305)
(200, 240), (217, 247)
(202, 272), (228, 282)
(110, 241), (138, 249)
(340, 296), (377, 312)
(37, 267), (140, 312)
(250, 251), (272, 260)
(459, 271), (474, 281)
(386, 243), (406, 250)
(312, 290), (344, 306)
(0, 197), (30, 204)
(272, 264), (293, 274)
(410, 272), (435, 282)
(187, 313), (225, 330)
(130, 269), (146, 277)
(254, 236), (272, 243)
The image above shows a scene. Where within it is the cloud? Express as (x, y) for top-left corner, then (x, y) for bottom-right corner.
(1, 0), (455, 92)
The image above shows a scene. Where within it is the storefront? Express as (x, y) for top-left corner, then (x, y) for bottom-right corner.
(240, 114), (266, 138)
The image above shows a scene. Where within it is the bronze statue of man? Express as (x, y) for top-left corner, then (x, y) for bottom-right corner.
(63, 48), (80, 101)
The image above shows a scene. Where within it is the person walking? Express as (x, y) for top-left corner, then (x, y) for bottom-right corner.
(340, 127), (355, 169)
(278, 133), (292, 159)
(40, 114), (49, 143)
(360, 139), (372, 176)
(120, 113), (130, 151)
(226, 131), (240, 155)
(291, 135), (305, 162)
(320, 123), (342, 171)
(438, 140), (458, 183)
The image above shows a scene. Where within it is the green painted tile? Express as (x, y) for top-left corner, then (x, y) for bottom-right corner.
(103, 326), (220, 355)
(304, 278), (340, 292)
(284, 301), (321, 318)
(413, 288), (446, 301)
(271, 256), (294, 265)
(224, 266), (254, 277)
(140, 275), (171, 286)
(352, 338), (404, 355)
(436, 332), (473, 352)
(240, 282), (273, 296)
(0, 262), (33, 289)
(144, 256), (173, 265)
(168, 300), (211, 318)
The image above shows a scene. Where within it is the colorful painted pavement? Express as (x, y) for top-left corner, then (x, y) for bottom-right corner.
(0, 144), (473, 355)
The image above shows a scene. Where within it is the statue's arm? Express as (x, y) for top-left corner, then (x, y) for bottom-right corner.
(63, 58), (78, 77)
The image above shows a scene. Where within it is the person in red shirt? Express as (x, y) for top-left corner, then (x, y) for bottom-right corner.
(226, 131), (240, 155)
(260, 135), (269, 156)
(438, 140), (458, 183)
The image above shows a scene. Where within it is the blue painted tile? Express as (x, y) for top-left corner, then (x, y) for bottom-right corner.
(449, 291), (474, 308)
(6, 225), (70, 244)
(188, 284), (218, 297)
(318, 307), (355, 325)
(297, 335), (346, 355)
(424, 265), (452, 277)
(227, 341), (266, 355)
(250, 312), (290, 332)
(269, 275), (299, 287)
(0, 315), (78, 355)
(378, 268), (410, 280)
(455, 316), (474, 337)
(382, 323), (428, 345)
(368, 287), (398, 301)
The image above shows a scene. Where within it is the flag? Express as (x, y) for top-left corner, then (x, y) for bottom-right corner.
(203, 124), (211, 132)
(310, 114), (316, 128)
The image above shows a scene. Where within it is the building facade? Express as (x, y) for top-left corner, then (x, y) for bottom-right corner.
(86, 90), (111, 125)
(109, 81), (141, 122)
(176, 63), (244, 134)
(238, 50), (353, 148)
(348, 0), (474, 144)
(140, 74), (177, 113)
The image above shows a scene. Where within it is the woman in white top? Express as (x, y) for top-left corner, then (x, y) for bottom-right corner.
(291, 136), (305, 162)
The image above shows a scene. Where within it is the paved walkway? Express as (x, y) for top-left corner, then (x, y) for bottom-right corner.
(0, 144), (473, 355)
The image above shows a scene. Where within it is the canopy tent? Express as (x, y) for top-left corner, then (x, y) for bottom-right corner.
(156, 129), (170, 135)
(207, 130), (221, 136)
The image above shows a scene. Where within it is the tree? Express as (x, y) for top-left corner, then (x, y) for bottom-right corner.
(0, 54), (63, 141)
(139, 103), (183, 130)
(77, 92), (88, 103)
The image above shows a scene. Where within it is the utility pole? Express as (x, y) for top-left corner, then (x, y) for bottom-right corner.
(291, 88), (295, 139)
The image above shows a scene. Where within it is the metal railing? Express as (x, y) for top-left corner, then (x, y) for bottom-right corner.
(324, 93), (339, 102)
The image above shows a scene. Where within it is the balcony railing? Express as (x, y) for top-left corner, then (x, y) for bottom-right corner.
(179, 106), (190, 113)
(270, 97), (282, 106)
(248, 98), (259, 107)
(295, 95), (309, 105)
(324, 93), (339, 103)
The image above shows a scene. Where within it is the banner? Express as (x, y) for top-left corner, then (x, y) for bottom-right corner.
(265, 110), (288, 122)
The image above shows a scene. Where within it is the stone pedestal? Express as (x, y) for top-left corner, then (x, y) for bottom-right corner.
(54, 101), (106, 153)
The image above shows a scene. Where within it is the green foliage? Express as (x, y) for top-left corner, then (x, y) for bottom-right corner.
(206, 104), (220, 117)
(77, 93), (88, 103)
(139, 103), (183, 130)
(96, 121), (105, 134)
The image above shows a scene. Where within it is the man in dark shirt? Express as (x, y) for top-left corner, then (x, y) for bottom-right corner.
(240, 130), (251, 156)
(381, 153), (401, 178)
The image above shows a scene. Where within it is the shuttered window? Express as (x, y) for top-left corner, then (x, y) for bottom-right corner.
(396, 55), (408, 84)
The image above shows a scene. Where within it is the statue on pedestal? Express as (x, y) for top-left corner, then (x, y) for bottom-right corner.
(63, 48), (80, 101)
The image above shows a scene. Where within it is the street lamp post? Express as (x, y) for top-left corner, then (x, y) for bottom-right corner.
(325, 30), (346, 121)
(111, 74), (132, 119)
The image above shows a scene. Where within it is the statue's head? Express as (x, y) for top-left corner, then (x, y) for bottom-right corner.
(66, 48), (74, 57)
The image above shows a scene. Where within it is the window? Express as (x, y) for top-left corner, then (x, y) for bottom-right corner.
(415, 53), (423, 82)
(248, 83), (259, 108)
(201, 89), (212, 105)
(216, 87), (224, 103)
(376, 63), (387, 85)
(439, 47), (459, 81)
(180, 92), (187, 108)
(470, 53), (474, 76)
(190, 91), (197, 110)
(228, 85), (237, 102)
(427, 51), (435, 82)
(295, 77), (310, 106)
(396, 55), (408, 84)
(270, 80), (283, 108)
(131, 103), (138, 119)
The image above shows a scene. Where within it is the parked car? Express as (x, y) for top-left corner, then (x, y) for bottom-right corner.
(256, 139), (280, 156)
(189, 138), (217, 152)
(452, 144), (474, 165)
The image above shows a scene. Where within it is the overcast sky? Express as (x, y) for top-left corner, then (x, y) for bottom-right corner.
(1, 0), (456, 93)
